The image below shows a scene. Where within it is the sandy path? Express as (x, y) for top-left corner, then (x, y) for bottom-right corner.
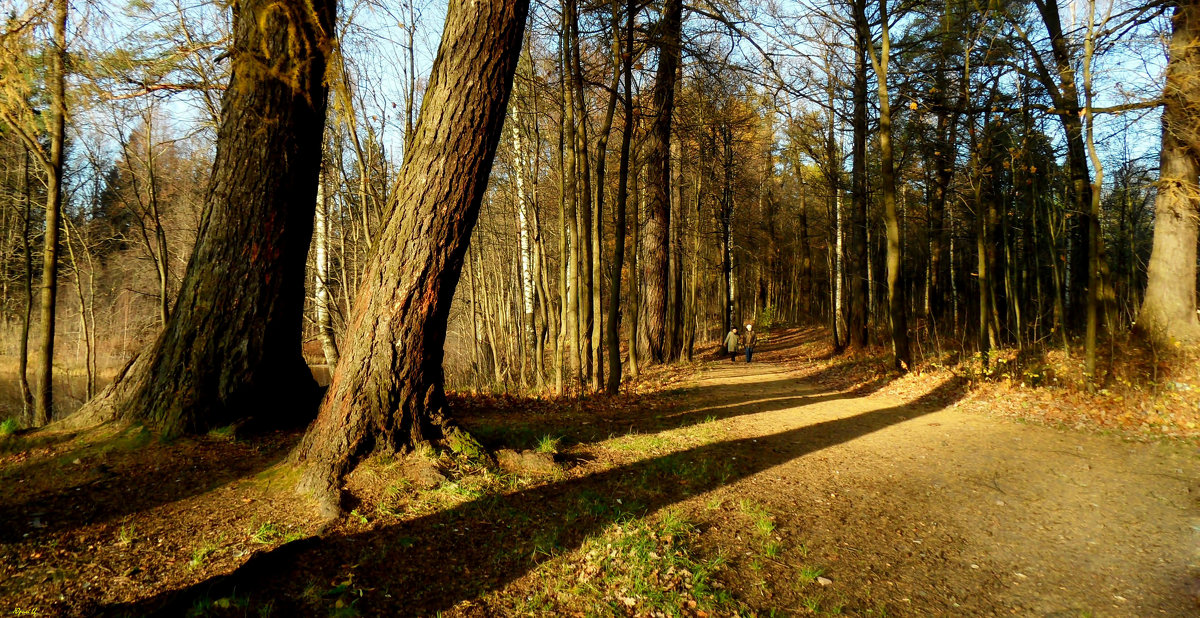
(672, 359), (1200, 616)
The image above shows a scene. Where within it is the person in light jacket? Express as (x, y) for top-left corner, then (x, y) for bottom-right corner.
(743, 324), (758, 363)
(723, 328), (739, 362)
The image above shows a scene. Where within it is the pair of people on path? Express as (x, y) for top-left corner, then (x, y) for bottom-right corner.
(723, 324), (758, 363)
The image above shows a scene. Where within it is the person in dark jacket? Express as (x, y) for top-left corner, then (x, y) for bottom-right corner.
(742, 324), (757, 363)
(723, 328), (739, 362)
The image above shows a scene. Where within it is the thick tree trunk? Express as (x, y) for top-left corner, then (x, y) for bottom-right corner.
(641, 0), (682, 363)
(294, 0), (528, 512)
(67, 0), (333, 434)
(1139, 0), (1200, 346)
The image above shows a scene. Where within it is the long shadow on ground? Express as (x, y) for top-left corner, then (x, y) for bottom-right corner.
(0, 428), (298, 544)
(99, 376), (968, 617)
(461, 357), (899, 451)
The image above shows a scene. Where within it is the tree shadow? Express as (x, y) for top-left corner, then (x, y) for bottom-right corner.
(0, 427), (298, 544)
(461, 357), (899, 451)
(98, 376), (969, 617)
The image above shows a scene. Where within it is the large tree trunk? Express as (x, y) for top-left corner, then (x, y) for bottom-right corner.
(293, 0), (528, 512)
(33, 0), (68, 426)
(641, 0), (682, 363)
(1139, 0), (1200, 346)
(66, 0), (334, 435)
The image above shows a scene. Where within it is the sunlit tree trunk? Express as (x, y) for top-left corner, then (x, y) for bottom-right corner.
(294, 0), (528, 513)
(1139, 0), (1200, 346)
(642, 0), (682, 363)
(315, 166), (340, 367)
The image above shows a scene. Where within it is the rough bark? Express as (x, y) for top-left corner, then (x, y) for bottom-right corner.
(66, 0), (334, 435)
(641, 0), (682, 363)
(1139, 0), (1200, 346)
(293, 0), (528, 512)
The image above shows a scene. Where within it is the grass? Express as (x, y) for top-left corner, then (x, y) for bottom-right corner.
(740, 499), (776, 537)
(536, 434), (562, 454)
(117, 523), (136, 546)
(206, 424), (237, 441)
(189, 542), (219, 569)
(250, 521), (285, 544)
(524, 508), (740, 615)
(0, 418), (17, 437)
(798, 565), (825, 585)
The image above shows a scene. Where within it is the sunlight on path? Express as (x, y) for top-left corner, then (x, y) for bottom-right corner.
(672, 357), (1200, 616)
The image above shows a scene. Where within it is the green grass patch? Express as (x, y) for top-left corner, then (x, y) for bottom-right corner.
(536, 434), (562, 454)
(526, 508), (740, 615)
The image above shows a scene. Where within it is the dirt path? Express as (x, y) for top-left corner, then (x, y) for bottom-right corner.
(5, 336), (1199, 617)
(657, 357), (1200, 615)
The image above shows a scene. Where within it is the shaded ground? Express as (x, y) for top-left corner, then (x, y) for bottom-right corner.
(1, 328), (1198, 616)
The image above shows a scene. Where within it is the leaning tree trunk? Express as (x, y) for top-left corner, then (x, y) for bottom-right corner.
(1139, 0), (1200, 346)
(66, 0), (334, 435)
(641, 0), (682, 363)
(294, 0), (529, 513)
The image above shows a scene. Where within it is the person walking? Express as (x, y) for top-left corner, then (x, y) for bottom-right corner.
(724, 327), (739, 362)
(742, 324), (757, 363)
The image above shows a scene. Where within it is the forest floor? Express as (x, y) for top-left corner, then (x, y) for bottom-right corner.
(1, 327), (1198, 617)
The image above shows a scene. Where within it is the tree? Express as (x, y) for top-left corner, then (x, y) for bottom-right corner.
(293, 0), (530, 513)
(65, 0), (335, 434)
(865, 0), (910, 370)
(641, 0), (683, 363)
(0, 0), (68, 426)
(606, 0), (636, 394)
(1139, 0), (1200, 346)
